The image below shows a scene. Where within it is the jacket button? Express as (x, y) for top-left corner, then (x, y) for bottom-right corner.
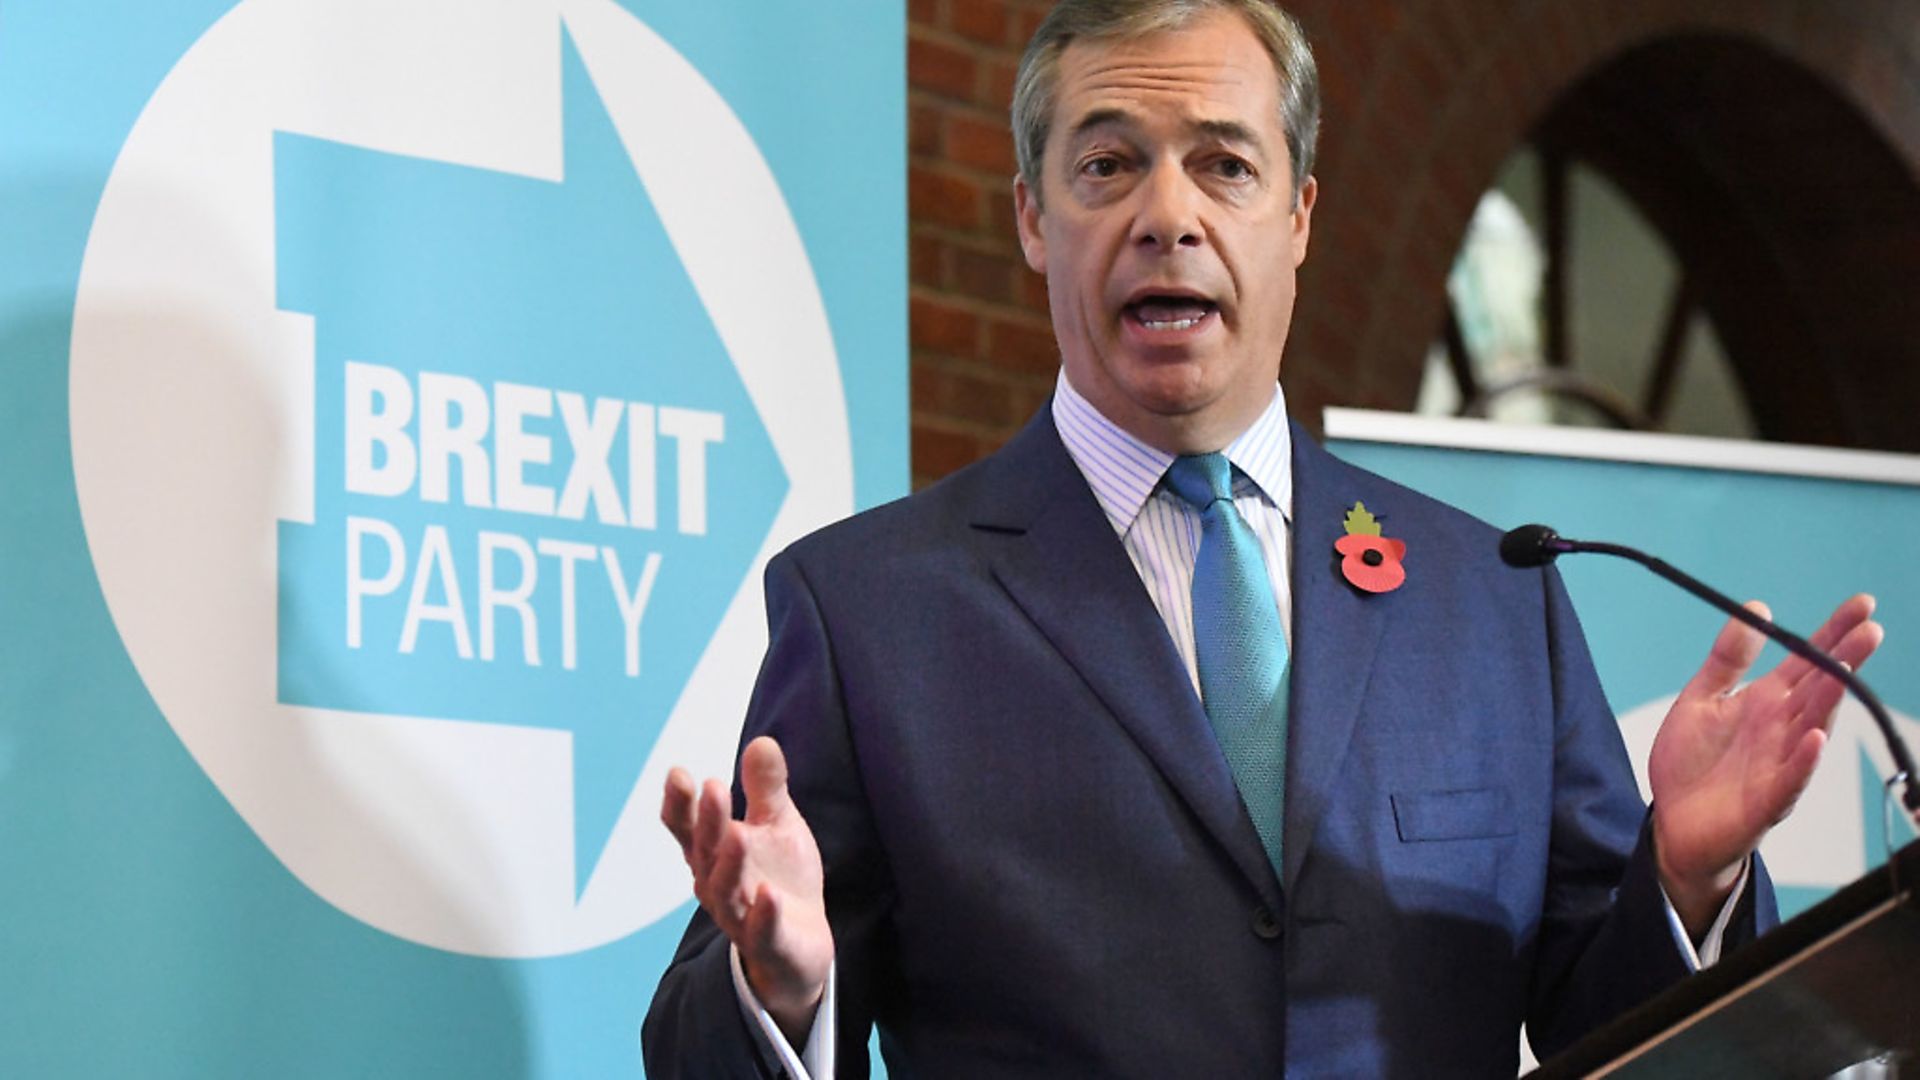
(1252, 905), (1281, 940)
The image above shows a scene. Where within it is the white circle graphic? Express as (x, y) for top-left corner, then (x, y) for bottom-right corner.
(69, 0), (852, 957)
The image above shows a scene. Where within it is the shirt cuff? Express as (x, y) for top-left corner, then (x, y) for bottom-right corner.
(729, 943), (837, 1079)
(1660, 857), (1751, 971)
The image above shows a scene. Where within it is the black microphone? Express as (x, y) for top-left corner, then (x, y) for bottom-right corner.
(1498, 524), (1920, 818)
(1498, 523), (1570, 569)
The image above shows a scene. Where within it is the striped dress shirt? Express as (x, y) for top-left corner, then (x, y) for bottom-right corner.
(1050, 371), (1294, 695)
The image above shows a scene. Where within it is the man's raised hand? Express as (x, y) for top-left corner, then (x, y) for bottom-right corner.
(1650, 593), (1884, 936)
(662, 736), (833, 1044)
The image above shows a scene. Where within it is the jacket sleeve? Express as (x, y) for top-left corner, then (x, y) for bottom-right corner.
(1523, 566), (1776, 1057)
(643, 550), (896, 1079)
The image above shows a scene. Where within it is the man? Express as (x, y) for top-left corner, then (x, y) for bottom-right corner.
(644, 2), (1882, 1075)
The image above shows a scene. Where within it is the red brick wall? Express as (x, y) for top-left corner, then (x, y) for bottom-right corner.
(1280, 0), (1920, 447)
(907, 0), (1057, 487)
(906, 0), (1920, 484)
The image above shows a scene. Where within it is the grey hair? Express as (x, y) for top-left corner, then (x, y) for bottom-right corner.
(1011, 0), (1320, 204)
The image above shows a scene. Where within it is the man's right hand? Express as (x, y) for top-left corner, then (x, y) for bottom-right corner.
(662, 735), (833, 1045)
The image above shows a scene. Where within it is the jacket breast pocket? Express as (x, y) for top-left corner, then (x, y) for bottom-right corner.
(1391, 786), (1517, 842)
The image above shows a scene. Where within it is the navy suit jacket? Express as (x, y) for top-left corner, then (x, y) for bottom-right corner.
(644, 408), (1772, 1078)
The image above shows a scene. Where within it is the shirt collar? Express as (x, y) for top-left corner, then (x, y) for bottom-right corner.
(1051, 369), (1294, 535)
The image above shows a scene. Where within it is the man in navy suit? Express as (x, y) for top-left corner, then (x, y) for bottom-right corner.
(644, 1), (1882, 1075)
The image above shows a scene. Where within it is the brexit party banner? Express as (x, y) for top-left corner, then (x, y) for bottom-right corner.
(1328, 411), (1920, 920)
(0, 2), (903, 1076)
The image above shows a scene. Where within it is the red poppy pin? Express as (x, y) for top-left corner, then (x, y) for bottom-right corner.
(1334, 501), (1407, 594)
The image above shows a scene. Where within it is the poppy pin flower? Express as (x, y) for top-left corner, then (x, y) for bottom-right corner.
(1334, 501), (1407, 594)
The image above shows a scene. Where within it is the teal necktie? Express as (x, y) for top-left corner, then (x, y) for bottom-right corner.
(1164, 453), (1290, 878)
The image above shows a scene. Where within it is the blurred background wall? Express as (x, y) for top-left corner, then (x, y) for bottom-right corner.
(905, 0), (1920, 486)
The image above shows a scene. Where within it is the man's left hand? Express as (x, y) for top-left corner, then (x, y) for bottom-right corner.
(1650, 593), (1884, 938)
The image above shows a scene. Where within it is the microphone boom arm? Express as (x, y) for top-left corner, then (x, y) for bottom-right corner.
(1555, 534), (1920, 818)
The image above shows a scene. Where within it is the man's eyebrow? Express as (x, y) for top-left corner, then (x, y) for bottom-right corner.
(1066, 107), (1135, 143)
(1064, 110), (1267, 152)
(1193, 118), (1263, 148)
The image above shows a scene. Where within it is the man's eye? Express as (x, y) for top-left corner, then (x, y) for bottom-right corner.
(1214, 158), (1254, 181)
(1081, 156), (1122, 179)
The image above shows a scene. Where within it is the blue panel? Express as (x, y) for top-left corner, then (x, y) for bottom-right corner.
(0, 3), (906, 1076)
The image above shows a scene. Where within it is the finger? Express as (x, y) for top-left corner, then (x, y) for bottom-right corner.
(741, 736), (795, 826)
(1765, 727), (1828, 825)
(1784, 620), (1884, 733)
(1783, 615), (1882, 701)
(661, 767), (698, 855)
(1684, 601), (1771, 699)
(691, 777), (731, 877)
(1789, 670), (1849, 741)
(743, 880), (783, 966)
(1808, 594), (1875, 653)
(1774, 594), (1876, 686)
(708, 822), (754, 932)
(1827, 616), (1885, 675)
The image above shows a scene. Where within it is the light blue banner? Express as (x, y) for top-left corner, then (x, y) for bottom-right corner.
(0, 2), (904, 1076)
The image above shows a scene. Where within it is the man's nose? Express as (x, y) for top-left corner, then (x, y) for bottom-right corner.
(1131, 161), (1204, 251)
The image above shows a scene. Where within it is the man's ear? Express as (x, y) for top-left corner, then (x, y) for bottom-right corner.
(1013, 174), (1047, 274)
(1290, 174), (1317, 269)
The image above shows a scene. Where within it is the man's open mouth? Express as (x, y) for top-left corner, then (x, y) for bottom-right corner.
(1124, 295), (1219, 333)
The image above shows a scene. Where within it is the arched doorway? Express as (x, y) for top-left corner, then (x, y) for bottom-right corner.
(1418, 35), (1920, 450)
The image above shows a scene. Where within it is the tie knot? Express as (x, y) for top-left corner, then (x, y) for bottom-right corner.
(1164, 453), (1235, 511)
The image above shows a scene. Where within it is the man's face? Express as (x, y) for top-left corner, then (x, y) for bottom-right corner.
(1015, 10), (1316, 454)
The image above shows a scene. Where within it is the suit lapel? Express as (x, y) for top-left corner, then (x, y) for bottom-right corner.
(970, 413), (1284, 908)
(1282, 426), (1390, 894)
